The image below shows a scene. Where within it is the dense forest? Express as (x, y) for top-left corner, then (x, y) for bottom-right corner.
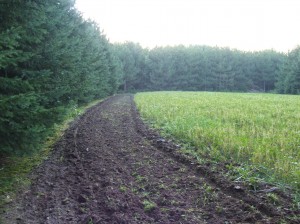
(0, 0), (118, 155)
(114, 42), (300, 94)
(0, 0), (300, 155)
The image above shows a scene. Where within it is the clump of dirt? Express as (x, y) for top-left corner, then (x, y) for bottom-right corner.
(2, 95), (299, 223)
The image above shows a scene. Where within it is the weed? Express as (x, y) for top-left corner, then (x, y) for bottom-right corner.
(135, 175), (147, 183)
(143, 200), (157, 212)
(201, 195), (209, 206)
(216, 205), (223, 214)
(119, 185), (127, 192)
(203, 183), (213, 193)
(267, 193), (279, 205)
(79, 205), (87, 213)
(292, 191), (300, 210)
(179, 167), (187, 172)
(36, 192), (45, 198)
(160, 207), (169, 213)
(159, 183), (167, 189)
(131, 187), (138, 194)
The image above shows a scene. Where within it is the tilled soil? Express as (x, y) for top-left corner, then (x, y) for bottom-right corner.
(2, 94), (299, 223)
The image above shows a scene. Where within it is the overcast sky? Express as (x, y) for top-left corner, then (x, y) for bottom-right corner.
(75, 0), (300, 52)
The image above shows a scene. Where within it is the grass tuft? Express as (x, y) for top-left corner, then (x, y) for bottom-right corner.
(143, 200), (157, 212)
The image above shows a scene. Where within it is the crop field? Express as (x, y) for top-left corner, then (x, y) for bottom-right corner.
(135, 91), (300, 188)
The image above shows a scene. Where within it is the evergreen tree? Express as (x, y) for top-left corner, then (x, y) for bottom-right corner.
(113, 43), (285, 93)
(276, 47), (300, 94)
(0, 0), (117, 155)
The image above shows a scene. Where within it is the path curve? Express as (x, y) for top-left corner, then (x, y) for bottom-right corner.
(3, 95), (299, 223)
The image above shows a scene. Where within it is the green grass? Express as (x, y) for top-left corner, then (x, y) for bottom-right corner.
(134, 91), (300, 190)
(143, 200), (157, 212)
(0, 98), (104, 208)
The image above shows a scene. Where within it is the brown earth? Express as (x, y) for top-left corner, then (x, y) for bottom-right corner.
(2, 94), (299, 223)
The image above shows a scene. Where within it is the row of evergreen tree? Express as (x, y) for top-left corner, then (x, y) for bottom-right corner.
(0, 0), (118, 155)
(113, 42), (300, 94)
(1, 1), (299, 155)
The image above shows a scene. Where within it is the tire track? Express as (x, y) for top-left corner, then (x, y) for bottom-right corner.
(2, 94), (298, 224)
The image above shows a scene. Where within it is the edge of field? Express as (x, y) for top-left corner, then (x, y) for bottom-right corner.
(0, 97), (108, 212)
(134, 92), (300, 211)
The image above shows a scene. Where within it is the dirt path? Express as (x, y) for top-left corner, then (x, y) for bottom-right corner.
(2, 95), (299, 223)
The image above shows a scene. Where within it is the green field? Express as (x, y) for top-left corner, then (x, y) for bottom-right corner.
(135, 92), (300, 189)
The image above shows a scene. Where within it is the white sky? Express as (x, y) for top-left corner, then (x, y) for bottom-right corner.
(75, 0), (300, 52)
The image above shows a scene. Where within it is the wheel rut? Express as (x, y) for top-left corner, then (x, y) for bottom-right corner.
(2, 94), (299, 223)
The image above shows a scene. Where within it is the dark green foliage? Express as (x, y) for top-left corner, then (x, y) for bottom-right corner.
(114, 43), (286, 93)
(113, 42), (148, 92)
(0, 0), (117, 155)
(1, 0), (298, 156)
(0, 93), (54, 154)
(276, 47), (300, 94)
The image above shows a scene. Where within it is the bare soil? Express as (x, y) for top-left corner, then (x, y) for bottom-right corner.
(2, 94), (299, 223)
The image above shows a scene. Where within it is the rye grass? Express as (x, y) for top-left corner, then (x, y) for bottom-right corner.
(135, 91), (300, 189)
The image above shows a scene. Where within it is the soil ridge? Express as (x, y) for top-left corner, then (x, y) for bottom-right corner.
(2, 94), (298, 223)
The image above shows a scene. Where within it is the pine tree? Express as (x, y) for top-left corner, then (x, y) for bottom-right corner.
(0, 0), (117, 155)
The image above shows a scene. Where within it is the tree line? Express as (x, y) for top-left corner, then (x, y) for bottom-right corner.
(1, 0), (299, 155)
(0, 0), (117, 155)
(113, 42), (300, 94)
